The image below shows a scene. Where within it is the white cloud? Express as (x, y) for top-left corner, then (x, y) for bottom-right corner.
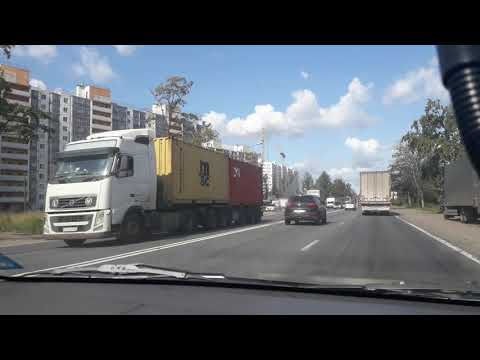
(73, 47), (116, 83)
(29, 78), (47, 90)
(112, 45), (138, 56)
(300, 71), (309, 79)
(383, 57), (449, 105)
(12, 45), (57, 63)
(202, 78), (376, 138)
(344, 137), (384, 168)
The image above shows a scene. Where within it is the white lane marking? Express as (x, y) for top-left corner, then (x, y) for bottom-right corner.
(395, 216), (480, 266)
(301, 240), (320, 252)
(327, 210), (344, 215)
(13, 220), (284, 277)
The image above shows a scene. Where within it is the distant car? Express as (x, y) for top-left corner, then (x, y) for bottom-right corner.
(265, 205), (276, 211)
(284, 195), (327, 225)
(345, 203), (356, 210)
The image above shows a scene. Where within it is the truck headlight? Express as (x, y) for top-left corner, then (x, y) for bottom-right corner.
(51, 198), (59, 208)
(43, 215), (49, 233)
(94, 211), (105, 228)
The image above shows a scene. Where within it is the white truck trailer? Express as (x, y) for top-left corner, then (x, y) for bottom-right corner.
(359, 171), (391, 215)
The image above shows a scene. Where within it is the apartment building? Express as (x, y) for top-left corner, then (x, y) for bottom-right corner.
(112, 102), (128, 130)
(76, 85), (112, 135)
(262, 161), (301, 199)
(0, 65), (31, 211)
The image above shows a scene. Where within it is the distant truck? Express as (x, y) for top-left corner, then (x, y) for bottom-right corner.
(326, 197), (335, 209)
(306, 189), (321, 198)
(443, 157), (480, 223)
(44, 129), (263, 247)
(359, 171), (391, 215)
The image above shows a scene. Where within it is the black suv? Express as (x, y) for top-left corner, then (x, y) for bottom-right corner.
(284, 195), (327, 225)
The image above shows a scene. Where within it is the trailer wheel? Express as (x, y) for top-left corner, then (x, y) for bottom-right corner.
(181, 211), (197, 234)
(205, 209), (218, 230)
(460, 207), (475, 224)
(217, 210), (228, 228)
(64, 239), (86, 247)
(443, 214), (454, 220)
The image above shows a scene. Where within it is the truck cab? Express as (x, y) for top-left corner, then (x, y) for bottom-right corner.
(43, 129), (156, 246)
(326, 197), (335, 209)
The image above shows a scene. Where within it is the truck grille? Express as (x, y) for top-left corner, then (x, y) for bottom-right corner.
(54, 197), (96, 209)
(50, 214), (93, 232)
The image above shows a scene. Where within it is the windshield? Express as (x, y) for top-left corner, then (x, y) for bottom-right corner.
(3, 45), (480, 310)
(51, 153), (115, 183)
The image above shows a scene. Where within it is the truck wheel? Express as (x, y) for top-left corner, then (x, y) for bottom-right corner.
(246, 208), (255, 225)
(64, 239), (86, 247)
(205, 209), (218, 230)
(238, 209), (246, 226)
(120, 212), (144, 242)
(181, 212), (197, 234)
(460, 208), (475, 224)
(285, 219), (291, 225)
(444, 214), (453, 220)
(217, 210), (228, 228)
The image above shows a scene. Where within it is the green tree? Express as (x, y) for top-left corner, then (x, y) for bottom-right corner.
(399, 99), (464, 205)
(315, 171), (332, 200)
(186, 114), (220, 146)
(1, 46), (50, 141)
(302, 171), (314, 191)
(331, 178), (348, 198)
(152, 76), (194, 138)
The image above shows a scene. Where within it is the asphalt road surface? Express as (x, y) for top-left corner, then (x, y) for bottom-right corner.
(3, 209), (480, 285)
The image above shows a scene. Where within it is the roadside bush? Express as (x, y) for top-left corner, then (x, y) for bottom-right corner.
(0, 212), (44, 234)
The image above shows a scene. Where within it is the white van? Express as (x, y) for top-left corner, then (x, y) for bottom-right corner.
(326, 197), (335, 209)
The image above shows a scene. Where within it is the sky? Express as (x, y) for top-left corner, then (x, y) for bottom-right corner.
(4, 45), (450, 191)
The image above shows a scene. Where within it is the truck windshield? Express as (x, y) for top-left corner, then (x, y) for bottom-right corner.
(51, 154), (115, 183)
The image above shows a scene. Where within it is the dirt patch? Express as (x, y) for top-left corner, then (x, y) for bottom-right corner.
(0, 233), (48, 248)
(395, 208), (480, 259)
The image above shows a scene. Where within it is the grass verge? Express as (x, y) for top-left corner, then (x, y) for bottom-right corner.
(0, 212), (44, 234)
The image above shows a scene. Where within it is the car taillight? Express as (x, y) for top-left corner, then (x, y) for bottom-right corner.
(306, 203), (317, 209)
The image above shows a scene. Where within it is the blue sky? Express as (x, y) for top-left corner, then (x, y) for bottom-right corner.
(4, 45), (449, 190)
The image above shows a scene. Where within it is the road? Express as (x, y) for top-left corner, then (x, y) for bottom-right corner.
(2, 209), (480, 285)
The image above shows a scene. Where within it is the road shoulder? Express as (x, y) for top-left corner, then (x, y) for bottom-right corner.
(0, 233), (48, 248)
(394, 208), (480, 260)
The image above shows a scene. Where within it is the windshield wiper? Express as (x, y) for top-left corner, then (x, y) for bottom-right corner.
(21, 264), (227, 280)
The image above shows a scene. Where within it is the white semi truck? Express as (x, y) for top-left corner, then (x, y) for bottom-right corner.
(43, 129), (263, 247)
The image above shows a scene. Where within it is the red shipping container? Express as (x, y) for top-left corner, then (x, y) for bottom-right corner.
(228, 158), (263, 206)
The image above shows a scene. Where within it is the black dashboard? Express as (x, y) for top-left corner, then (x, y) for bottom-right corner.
(1, 280), (479, 314)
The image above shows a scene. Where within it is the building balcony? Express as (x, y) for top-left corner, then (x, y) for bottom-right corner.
(0, 175), (27, 182)
(0, 163), (29, 171)
(0, 186), (25, 192)
(92, 103), (112, 114)
(0, 153), (29, 161)
(91, 123), (112, 131)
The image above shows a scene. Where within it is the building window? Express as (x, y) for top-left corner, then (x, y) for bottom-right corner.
(63, 107), (68, 113)
(39, 144), (45, 149)
(41, 94), (46, 100)
(63, 136), (68, 141)
(63, 126), (68, 132)
(39, 164), (44, 169)
(63, 116), (68, 122)
(63, 98), (68, 104)
(39, 194), (44, 200)
(39, 174), (44, 179)
(39, 184), (44, 189)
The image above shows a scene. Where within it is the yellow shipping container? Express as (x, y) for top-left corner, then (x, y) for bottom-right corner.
(154, 137), (229, 206)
